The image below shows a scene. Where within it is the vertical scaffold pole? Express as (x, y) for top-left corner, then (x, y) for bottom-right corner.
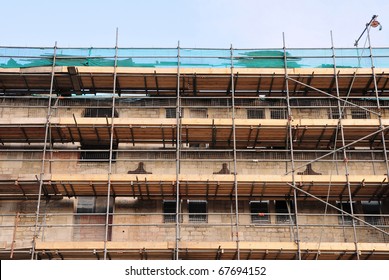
(366, 21), (389, 191)
(331, 31), (360, 259)
(31, 42), (57, 260)
(103, 28), (119, 260)
(230, 45), (240, 260)
(282, 33), (301, 260)
(366, 23), (389, 242)
(175, 41), (181, 260)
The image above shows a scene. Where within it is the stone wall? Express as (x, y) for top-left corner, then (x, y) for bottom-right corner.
(1, 98), (388, 249)
(0, 98), (386, 120)
(0, 199), (387, 249)
(1, 149), (387, 176)
(0, 199), (74, 249)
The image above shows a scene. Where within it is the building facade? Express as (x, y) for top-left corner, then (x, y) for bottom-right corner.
(0, 45), (388, 260)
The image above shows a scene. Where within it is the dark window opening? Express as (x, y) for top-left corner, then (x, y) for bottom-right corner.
(275, 200), (294, 224)
(351, 109), (369, 119)
(362, 201), (381, 225)
(294, 99), (312, 107)
(166, 108), (176, 118)
(83, 108), (119, 118)
(163, 201), (176, 223)
(80, 144), (118, 162)
(247, 109), (265, 119)
(188, 200), (207, 223)
(270, 109), (287, 119)
(337, 202), (356, 225)
(328, 108), (343, 119)
(250, 201), (269, 223)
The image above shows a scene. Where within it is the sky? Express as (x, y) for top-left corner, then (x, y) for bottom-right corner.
(0, 0), (388, 48)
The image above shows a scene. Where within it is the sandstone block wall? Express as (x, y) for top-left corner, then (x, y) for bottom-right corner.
(0, 98), (386, 120)
(0, 198), (387, 249)
(0, 199), (74, 249)
(1, 150), (387, 176)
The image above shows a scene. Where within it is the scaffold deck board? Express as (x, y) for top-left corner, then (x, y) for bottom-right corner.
(0, 241), (376, 260)
(0, 173), (387, 200)
(0, 67), (388, 96)
(0, 118), (387, 148)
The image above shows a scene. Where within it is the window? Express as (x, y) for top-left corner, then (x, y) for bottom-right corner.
(83, 108), (119, 118)
(77, 197), (113, 213)
(328, 108), (342, 119)
(337, 202), (356, 225)
(74, 197), (114, 241)
(270, 108), (287, 119)
(275, 200), (294, 224)
(80, 144), (118, 162)
(362, 201), (381, 225)
(190, 108), (207, 118)
(165, 108), (176, 118)
(76, 197), (96, 213)
(351, 109), (369, 119)
(295, 99), (312, 107)
(247, 109), (265, 119)
(188, 200), (207, 223)
(250, 201), (269, 223)
(163, 201), (176, 223)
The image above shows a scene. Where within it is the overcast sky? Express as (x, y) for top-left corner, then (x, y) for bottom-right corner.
(1, 0), (388, 48)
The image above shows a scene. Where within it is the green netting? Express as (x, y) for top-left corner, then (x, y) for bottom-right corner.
(233, 50), (300, 68)
(1, 47), (389, 69)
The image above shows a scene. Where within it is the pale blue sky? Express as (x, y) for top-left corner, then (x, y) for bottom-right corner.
(1, 0), (388, 48)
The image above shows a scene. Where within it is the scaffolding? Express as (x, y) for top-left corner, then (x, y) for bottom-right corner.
(1, 28), (389, 260)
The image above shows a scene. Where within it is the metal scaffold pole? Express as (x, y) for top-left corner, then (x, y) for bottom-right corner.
(31, 42), (57, 260)
(366, 18), (389, 191)
(103, 28), (119, 260)
(286, 182), (389, 236)
(230, 45), (240, 260)
(366, 20), (389, 241)
(175, 41), (181, 260)
(282, 33), (301, 260)
(2, 34), (389, 261)
(331, 31), (360, 259)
